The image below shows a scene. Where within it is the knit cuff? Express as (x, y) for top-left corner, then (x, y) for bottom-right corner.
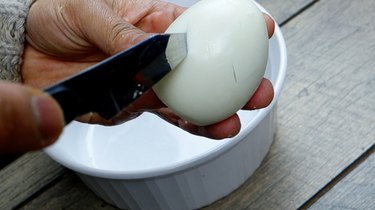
(0, 0), (35, 82)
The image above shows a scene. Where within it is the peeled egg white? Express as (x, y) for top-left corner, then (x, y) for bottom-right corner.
(153, 0), (269, 126)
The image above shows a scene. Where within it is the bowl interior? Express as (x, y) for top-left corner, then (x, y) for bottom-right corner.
(45, 18), (287, 179)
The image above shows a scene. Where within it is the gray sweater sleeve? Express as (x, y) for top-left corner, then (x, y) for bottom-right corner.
(0, 0), (35, 82)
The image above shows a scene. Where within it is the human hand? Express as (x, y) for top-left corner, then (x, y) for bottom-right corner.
(0, 81), (64, 153)
(23, 0), (185, 87)
(22, 0), (275, 139)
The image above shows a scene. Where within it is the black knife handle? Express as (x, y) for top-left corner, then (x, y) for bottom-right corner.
(43, 34), (176, 124)
(45, 85), (88, 124)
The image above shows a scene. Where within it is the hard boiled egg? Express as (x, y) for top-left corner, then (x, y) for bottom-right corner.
(153, 0), (269, 126)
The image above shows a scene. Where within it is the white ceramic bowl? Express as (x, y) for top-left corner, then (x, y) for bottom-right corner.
(45, 1), (287, 209)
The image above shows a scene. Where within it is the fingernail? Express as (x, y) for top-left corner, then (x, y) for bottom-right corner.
(32, 95), (64, 147)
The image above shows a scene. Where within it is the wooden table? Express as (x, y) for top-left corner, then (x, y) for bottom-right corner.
(1, 0), (374, 209)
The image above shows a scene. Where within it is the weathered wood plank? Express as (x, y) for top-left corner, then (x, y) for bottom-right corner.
(203, 0), (375, 209)
(0, 152), (66, 210)
(19, 172), (116, 210)
(0, 155), (20, 169)
(309, 148), (375, 210)
(257, 0), (318, 24)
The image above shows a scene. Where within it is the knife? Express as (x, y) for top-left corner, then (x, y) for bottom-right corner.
(44, 33), (187, 124)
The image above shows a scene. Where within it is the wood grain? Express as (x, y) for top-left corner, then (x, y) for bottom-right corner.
(0, 152), (65, 210)
(307, 145), (375, 210)
(19, 172), (116, 210)
(203, 0), (375, 209)
(257, 0), (318, 24)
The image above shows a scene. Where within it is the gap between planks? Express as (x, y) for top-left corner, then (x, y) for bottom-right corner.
(12, 170), (69, 210)
(298, 143), (375, 210)
(278, 0), (320, 27)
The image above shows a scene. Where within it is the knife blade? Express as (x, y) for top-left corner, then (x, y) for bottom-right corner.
(44, 33), (187, 124)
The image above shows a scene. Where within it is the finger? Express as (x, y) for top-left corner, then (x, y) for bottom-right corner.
(153, 107), (181, 126)
(0, 82), (64, 154)
(177, 114), (241, 139)
(108, 90), (166, 125)
(263, 13), (275, 38)
(135, 2), (186, 33)
(76, 90), (165, 125)
(77, 0), (151, 55)
(155, 108), (241, 140)
(125, 90), (166, 112)
(243, 78), (274, 110)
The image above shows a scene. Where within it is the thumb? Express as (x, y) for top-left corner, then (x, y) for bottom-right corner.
(79, 1), (151, 55)
(0, 82), (64, 154)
